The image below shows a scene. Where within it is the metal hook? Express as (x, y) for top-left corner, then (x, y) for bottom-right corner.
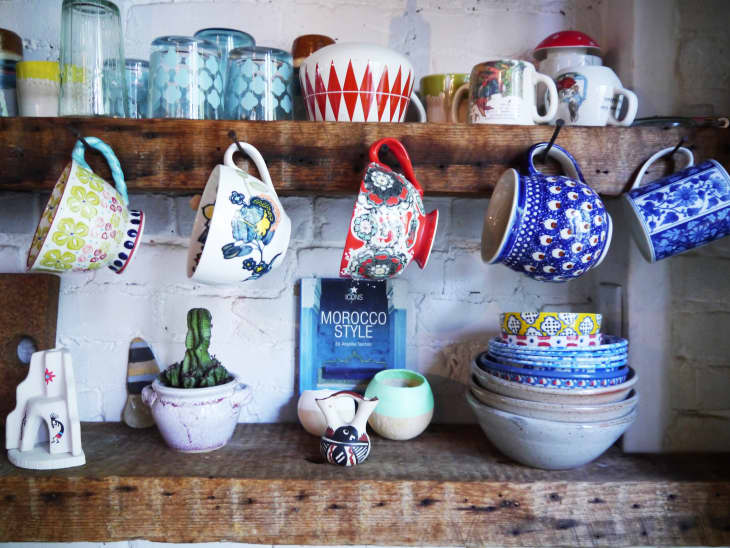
(669, 136), (687, 157)
(228, 129), (247, 159)
(541, 119), (564, 163)
(67, 125), (92, 150)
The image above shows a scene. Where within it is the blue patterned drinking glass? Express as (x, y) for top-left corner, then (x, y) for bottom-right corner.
(224, 46), (293, 120)
(194, 28), (254, 109)
(148, 36), (223, 119)
(125, 59), (148, 118)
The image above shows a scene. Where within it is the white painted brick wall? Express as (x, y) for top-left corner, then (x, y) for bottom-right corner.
(1, 2), (730, 545)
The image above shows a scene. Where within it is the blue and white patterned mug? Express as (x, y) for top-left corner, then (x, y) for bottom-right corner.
(481, 143), (612, 281)
(187, 141), (291, 285)
(623, 146), (730, 262)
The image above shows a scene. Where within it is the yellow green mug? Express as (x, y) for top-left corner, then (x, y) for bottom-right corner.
(419, 73), (469, 123)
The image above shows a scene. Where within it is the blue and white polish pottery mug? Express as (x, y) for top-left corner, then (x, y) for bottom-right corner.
(623, 146), (730, 263)
(481, 143), (612, 281)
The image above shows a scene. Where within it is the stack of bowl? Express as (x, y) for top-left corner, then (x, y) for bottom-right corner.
(467, 312), (638, 470)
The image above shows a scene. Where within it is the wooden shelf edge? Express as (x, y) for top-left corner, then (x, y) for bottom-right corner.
(0, 423), (729, 545)
(2, 117), (728, 197)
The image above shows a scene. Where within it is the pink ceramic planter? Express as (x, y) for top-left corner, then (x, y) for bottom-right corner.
(142, 378), (251, 452)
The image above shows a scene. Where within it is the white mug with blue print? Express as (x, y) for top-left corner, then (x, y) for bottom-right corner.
(187, 142), (291, 284)
(623, 146), (730, 263)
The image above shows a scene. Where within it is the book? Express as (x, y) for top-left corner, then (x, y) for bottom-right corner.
(299, 277), (407, 393)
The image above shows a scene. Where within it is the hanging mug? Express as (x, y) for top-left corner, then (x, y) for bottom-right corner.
(27, 137), (144, 274)
(340, 138), (439, 280)
(187, 141), (291, 284)
(623, 146), (730, 262)
(481, 143), (612, 282)
(451, 59), (558, 125)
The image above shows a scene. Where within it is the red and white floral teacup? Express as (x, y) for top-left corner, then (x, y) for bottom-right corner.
(340, 138), (438, 279)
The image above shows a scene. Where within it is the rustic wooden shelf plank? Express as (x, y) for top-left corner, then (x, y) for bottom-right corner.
(2, 117), (728, 197)
(0, 423), (728, 545)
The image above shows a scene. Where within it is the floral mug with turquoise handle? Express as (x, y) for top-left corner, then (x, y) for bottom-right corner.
(623, 146), (730, 262)
(187, 141), (291, 284)
(27, 137), (144, 274)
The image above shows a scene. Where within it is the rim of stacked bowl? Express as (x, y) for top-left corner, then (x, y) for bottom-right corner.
(485, 351), (627, 372)
(488, 335), (627, 357)
(500, 312), (602, 337)
(476, 353), (630, 389)
(471, 361), (638, 404)
(500, 332), (602, 348)
(465, 390), (638, 470)
(469, 376), (638, 422)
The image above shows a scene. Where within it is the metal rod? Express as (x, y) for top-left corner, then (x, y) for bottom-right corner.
(669, 136), (687, 157)
(67, 125), (92, 150)
(541, 119), (564, 163)
(228, 129), (247, 159)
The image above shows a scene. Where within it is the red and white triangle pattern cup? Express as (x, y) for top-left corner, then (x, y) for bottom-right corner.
(299, 43), (426, 122)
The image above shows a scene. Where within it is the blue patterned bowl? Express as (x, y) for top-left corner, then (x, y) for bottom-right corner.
(482, 143), (612, 282)
(486, 351), (626, 373)
(488, 335), (627, 357)
(476, 353), (629, 389)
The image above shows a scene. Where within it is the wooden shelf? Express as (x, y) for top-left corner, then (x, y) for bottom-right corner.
(0, 423), (728, 545)
(2, 117), (728, 197)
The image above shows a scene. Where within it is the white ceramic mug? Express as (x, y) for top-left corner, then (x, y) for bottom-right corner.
(299, 42), (426, 122)
(451, 59), (558, 125)
(187, 142), (291, 285)
(554, 65), (638, 126)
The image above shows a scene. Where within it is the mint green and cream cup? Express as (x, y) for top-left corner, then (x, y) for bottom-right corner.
(364, 369), (434, 440)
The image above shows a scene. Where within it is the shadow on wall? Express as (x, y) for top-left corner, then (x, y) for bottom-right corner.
(389, 0), (431, 81)
(420, 335), (496, 424)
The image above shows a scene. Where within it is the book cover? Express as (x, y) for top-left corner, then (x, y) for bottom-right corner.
(299, 277), (407, 393)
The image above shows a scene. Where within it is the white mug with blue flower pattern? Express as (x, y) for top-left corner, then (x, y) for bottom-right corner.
(187, 142), (291, 284)
(623, 146), (730, 262)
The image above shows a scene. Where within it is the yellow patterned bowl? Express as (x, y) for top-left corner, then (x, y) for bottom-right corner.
(500, 312), (601, 337)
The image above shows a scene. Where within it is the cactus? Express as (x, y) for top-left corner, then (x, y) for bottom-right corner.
(160, 308), (232, 389)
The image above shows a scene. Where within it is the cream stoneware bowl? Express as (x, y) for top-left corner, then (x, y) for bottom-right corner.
(470, 378), (638, 422)
(364, 369), (434, 440)
(472, 361), (637, 404)
(466, 390), (637, 470)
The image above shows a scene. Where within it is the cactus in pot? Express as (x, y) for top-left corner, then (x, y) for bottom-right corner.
(160, 308), (233, 389)
(143, 307), (250, 452)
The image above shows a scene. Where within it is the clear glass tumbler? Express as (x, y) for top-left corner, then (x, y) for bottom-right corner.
(224, 46), (293, 121)
(125, 59), (148, 118)
(59, 0), (127, 116)
(148, 36), (223, 119)
(194, 28), (254, 110)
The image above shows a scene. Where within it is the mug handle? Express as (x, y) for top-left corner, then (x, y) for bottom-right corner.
(532, 72), (558, 124)
(71, 137), (129, 207)
(608, 88), (638, 126)
(527, 142), (587, 184)
(369, 137), (422, 195)
(410, 93), (427, 122)
(450, 83), (470, 123)
(223, 142), (276, 194)
(630, 146), (694, 190)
